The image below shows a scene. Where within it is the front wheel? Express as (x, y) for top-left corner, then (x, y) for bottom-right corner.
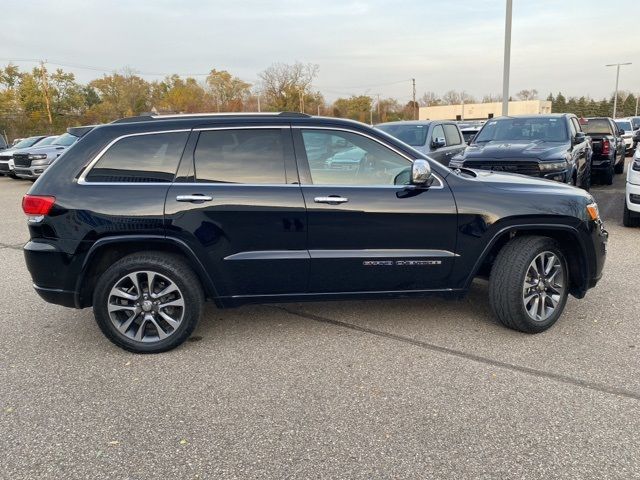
(489, 236), (569, 333)
(93, 252), (204, 353)
(623, 202), (640, 227)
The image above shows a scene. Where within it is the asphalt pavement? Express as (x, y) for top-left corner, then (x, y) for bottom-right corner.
(1, 160), (639, 479)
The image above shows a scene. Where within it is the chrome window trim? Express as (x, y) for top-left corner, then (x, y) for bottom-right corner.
(293, 125), (444, 189)
(77, 129), (191, 185)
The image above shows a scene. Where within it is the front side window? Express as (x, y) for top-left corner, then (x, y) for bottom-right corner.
(375, 124), (429, 147)
(85, 131), (188, 183)
(431, 125), (446, 144)
(301, 129), (411, 186)
(52, 133), (78, 146)
(194, 129), (287, 184)
(443, 124), (462, 146)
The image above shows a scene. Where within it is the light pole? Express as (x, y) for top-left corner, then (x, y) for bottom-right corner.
(501, 0), (512, 116)
(605, 62), (631, 118)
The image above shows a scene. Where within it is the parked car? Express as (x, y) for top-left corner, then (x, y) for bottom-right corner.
(13, 133), (79, 180)
(456, 121), (484, 144)
(627, 116), (640, 150)
(449, 114), (592, 189)
(580, 117), (626, 185)
(376, 120), (466, 165)
(22, 113), (607, 353)
(624, 145), (640, 227)
(0, 135), (47, 178)
(614, 118), (635, 154)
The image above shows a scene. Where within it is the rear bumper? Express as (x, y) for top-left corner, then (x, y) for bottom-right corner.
(591, 154), (615, 171)
(33, 285), (77, 308)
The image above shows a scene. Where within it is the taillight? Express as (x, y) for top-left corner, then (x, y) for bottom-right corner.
(22, 195), (56, 216)
(602, 139), (610, 155)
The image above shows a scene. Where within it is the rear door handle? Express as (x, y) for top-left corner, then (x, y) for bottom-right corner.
(314, 196), (349, 204)
(176, 194), (213, 203)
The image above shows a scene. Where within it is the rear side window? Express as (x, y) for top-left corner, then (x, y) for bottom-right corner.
(443, 124), (462, 145)
(194, 129), (286, 184)
(85, 132), (188, 183)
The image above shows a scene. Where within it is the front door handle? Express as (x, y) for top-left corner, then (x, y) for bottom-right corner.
(176, 194), (213, 203)
(314, 196), (349, 204)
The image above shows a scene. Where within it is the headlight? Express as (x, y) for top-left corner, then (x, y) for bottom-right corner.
(28, 154), (48, 160)
(30, 159), (50, 166)
(539, 160), (567, 171)
(633, 159), (640, 172)
(586, 202), (600, 221)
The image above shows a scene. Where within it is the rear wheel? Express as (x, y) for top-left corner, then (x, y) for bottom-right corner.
(93, 252), (204, 353)
(614, 156), (625, 174)
(489, 236), (569, 333)
(581, 162), (591, 191)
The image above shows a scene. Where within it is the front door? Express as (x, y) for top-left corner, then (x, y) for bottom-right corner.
(165, 125), (308, 298)
(293, 127), (458, 294)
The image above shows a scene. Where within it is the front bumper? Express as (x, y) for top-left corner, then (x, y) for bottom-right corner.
(585, 219), (608, 291)
(14, 164), (50, 179)
(627, 181), (640, 214)
(0, 161), (10, 175)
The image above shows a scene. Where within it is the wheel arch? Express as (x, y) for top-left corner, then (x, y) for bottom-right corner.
(466, 224), (590, 298)
(75, 235), (219, 308)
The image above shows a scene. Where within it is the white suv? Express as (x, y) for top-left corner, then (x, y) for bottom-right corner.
(624, 145), (640, 227)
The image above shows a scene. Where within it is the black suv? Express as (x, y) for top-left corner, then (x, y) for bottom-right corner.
(23, 113), (608, 353)
(450, 114), (592, 189)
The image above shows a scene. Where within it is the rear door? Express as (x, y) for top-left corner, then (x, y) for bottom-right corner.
(293, 126), (458, 294)
(165, 124), (308, 298)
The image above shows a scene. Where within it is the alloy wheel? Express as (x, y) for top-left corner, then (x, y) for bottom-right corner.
(107, 270), (185, 343)
(522, 251), (565, 322)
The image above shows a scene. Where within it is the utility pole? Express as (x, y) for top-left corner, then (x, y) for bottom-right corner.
(257, 95), (261, 113)
(412, 78), (417, 120)
(461, 91), (465, 121)
(39, 60), (53, 126)
(376, 93), (381, 122)
(636, 93), (639, 116)
(317, 104), (321, 116)
(501, 0), (512, 116)
(606, 62), (631, 118)
(299, 87), (305, 113)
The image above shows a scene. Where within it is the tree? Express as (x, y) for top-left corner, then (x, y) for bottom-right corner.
(418, 91), (441, 107)
(332, 95), (372, 122)
(258, 62), (319, 111)
(553, 92), (567, 113)
(516, 89), (538, 101)
(206, 69), (251, 112)
(482, 94), (502, 103)
(88, 71), (152, 120)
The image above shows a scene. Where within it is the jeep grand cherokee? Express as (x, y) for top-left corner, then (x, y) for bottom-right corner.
(22, 113), (608, 353)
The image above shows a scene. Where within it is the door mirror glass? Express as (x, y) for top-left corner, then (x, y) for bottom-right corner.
(411, 159), (432, 185)
(432, 137), (446, 149)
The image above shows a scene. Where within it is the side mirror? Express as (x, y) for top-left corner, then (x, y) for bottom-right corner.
(411, 159), (433, 186)
(431, 137), (446, 149)
(467, 134), (476, 145)
(574, 132), (586, 144)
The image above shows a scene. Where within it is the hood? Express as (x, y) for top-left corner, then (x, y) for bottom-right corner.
(467, 168), (592, 198)
(12, 144), (69, 156)
(461, 140), (568, 161)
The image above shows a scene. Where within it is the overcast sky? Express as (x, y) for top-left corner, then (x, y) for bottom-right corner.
(1, 0), (638, 102)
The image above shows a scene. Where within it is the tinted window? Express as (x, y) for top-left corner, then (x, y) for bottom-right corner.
(632, 118), (640, 130)
(431, 125), (445, 144)
(301, 129), (410, 186)
(194, 129), (286, 184)
(86, 131), (188, 183)
(52, 133), (78, 146)
(13, 136), (43, 149)
(443, 124), (462, 145)
(615, 121), (632, 131)
(36, 136), (59, 147)
(581, 119), (612, 135)
(475, 117), (568, 142)
(375, 124), (429, 146)
(571, 118), (582, 135)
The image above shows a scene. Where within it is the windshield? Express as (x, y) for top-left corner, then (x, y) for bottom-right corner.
(52, 133), (78, 146)
(474, 117), (568, 143)
(581, 119), (612, 135)
(13, 136), (43, 149)
(36, 136), (59, 147)
(615, 121), (632, 131)
(376, 124), (429, 147)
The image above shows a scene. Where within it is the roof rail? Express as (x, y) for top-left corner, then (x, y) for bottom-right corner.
(111, 112), (312, 123)
(110, 115), (155, 124)
(278, 112), (311, 117)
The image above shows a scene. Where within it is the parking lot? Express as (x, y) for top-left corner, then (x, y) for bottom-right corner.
(1, 161), (639, 479)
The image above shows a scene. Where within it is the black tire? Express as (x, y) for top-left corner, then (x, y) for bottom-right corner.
(603, 162), (614, 185)
(581, 162), (591, 191)
(614, 157), (624, 174)
(93, 252), (204, 353)
(623, 202), (640, 227)
(489, 236), (569, 333)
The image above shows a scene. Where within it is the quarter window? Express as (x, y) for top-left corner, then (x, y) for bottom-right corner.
(443, 124), (462, 146)
(85, 132), (188, 183)
(194, 129), (287, 184)
(300, 129), (411, 186)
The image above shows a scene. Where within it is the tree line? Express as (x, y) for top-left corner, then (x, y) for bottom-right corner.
(0, 62), (636, 141)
